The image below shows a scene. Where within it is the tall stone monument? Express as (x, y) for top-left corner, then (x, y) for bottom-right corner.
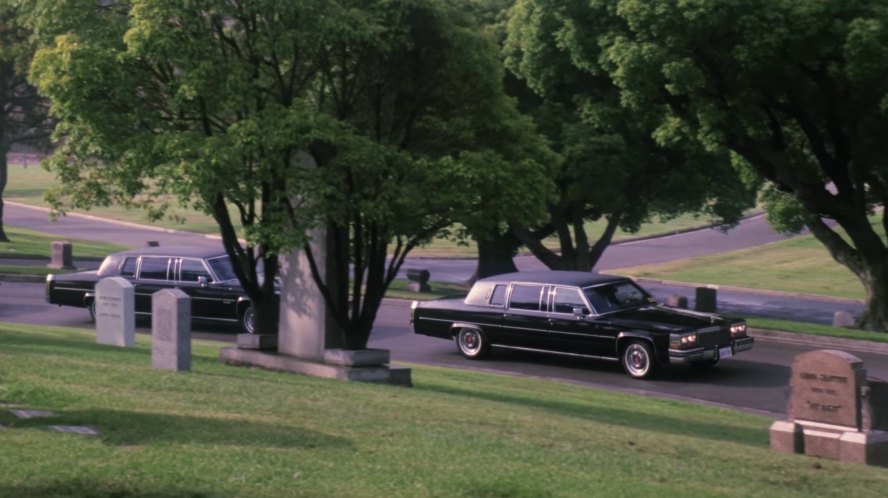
(770, 349), (888, 466)
(219, 151), (410, 386)
(94, 277), (135, 347)
(151, 288), (191, 371)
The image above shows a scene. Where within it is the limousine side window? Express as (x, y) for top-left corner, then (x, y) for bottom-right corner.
(139, 257), (171, 280)
(180, 258), (212, 282)
(552, 287), (589, 314)
(120, 258), (137, 277)
(509, 284), (544, 311)
(490, 285), (506, 306)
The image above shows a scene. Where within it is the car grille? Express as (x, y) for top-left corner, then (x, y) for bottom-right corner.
(697, 326), (730, 348)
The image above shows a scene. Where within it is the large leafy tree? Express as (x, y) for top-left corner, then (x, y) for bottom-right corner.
(580, 0), (888, 330)
(27, 0), (549, 348)
(0, 1), (50, 242)
(503, 0), (754, 272)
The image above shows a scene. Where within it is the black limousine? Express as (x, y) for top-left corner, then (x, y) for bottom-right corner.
(411, 271), (753, 379)
(46, 246), (265, 334)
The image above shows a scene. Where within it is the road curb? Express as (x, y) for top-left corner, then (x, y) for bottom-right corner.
(627, 276), (864, 305)
(749, 328), (888, 355)
(0, 273), (47, 283)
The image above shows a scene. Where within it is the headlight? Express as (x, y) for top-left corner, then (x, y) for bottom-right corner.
(670, 332), (698, 349)
(410, 300), (418, 323)
(730, 323), (747, 338)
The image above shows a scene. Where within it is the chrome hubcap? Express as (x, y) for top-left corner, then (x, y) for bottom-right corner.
(459, 330), (481, 355)
(625, 344), (649, 376)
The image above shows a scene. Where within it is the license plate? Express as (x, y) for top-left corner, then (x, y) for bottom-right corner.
(719, 346), (733, 360)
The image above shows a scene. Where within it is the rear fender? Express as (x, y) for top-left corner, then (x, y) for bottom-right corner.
(450, 322), (482, 338)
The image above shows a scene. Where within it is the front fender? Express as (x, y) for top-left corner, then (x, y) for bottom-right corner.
(616, 331), (664, 363)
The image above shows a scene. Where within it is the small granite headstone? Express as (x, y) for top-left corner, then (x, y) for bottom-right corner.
(151, 288), (191, 371)
(47, 241), (76, 270)
(832, 311), (856, 328)
(664, 294), (688, 309)
(787, 349), (865, 429)
(695, 287), (717, 313)
(406, 268), (431, 293)
(95, 277), (135, 347)
(771, 349), (888, 466)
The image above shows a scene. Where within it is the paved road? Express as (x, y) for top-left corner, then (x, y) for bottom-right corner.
(5, 202), (862, 325)
(3, 281), (886, 417)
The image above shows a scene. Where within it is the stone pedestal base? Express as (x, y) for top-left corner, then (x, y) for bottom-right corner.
(219, 347), (411, 387)
(236, 333), (278, 351)
(770, 420), (888, 467)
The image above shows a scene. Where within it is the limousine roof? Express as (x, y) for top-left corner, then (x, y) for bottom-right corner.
(476, 271), (629, 288)
(108, 246), (229, 260)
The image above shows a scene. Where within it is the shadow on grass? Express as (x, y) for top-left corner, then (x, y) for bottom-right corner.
(11, 408), (351, 451)
(418, 382), (768, 447)
(0, 481), (224, 498)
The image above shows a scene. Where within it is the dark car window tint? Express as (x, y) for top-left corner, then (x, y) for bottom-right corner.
(490, 285), (506, 306)
(120, 258), (137, 277)
(509, 284), (544, 311)
(553, 287), (589, 314)
(180, 259), (211, 282)
(139, 257), (171, 280)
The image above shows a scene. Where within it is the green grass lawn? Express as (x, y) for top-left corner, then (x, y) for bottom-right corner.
(610, 234), (866, 301)
(1, 324), (886, 497)
(0, 226), (131, 260)
(4, 162), (729, 258)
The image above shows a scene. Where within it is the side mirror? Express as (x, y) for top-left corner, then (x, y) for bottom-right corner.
(572, 306), (587, 319)
(197, 276), (208, 287)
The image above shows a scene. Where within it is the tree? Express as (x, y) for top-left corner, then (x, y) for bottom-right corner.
(502, 0), (754, 272)
(28, 0), (550, 348)
(585, 0), (888, 330)
(0, 1), (50, 242)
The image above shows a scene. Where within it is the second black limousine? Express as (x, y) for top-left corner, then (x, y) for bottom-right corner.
(46, 246), (268, 334)
(411, 271), (753, 379)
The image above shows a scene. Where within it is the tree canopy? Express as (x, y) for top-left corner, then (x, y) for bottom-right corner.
(503, 0), (754, 272)
(0, 0), (50, 241)
(27, 0), (551, 347)
(517, 0), (888, 330)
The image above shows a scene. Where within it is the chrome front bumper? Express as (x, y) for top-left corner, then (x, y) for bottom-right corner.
(669, 337), (754, 363)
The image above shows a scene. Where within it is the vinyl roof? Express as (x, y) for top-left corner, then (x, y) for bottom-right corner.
(476, 271), (628, 287)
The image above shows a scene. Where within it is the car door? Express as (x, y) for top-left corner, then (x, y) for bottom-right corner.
(134, 256), (173, 314)
(500, 284), (549, 348)
(173, 257), (232, 321)
(546, 286), (617, 357)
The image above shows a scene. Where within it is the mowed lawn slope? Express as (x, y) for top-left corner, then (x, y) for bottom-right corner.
(1, 324), (886, 497)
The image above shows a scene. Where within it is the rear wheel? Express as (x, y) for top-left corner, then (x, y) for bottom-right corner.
(621, 340), (658, 379)
(240, 305), (255, 334)
(455, 328), (490, 359)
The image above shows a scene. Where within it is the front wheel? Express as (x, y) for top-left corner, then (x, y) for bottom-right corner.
(240, 305), (255, 334)
(455, 328), (490, 359)
(621, 340), (658, 379)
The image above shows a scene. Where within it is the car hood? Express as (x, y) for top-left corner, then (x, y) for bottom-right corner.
(602, 305), (728, 333)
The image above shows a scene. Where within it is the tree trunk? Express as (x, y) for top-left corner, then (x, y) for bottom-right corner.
(0, 144), (10, 242)
(472, 230), (520, 282)
(251, 295), (280, 335)
(857, 260), (888, 331)
(805, 215), (888, 331)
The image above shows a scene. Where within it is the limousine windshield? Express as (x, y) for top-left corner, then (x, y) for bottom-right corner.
(583, 281), (651, 314)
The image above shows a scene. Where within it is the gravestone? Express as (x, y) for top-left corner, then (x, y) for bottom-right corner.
(832, 311), (855, 328)
(695, 287), (717, 313)
(406, 269), (431, 293)
(151, 288), (191, 371)
(664, 294), (688, 309)
(770, 349), (888, 466)
(47, 241), (76, 270)
(95, 277), (135, 347)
